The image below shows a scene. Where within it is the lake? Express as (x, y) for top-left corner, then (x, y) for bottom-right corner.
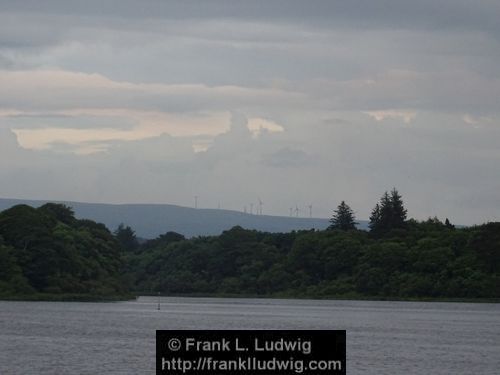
(0, 297), (499, 374)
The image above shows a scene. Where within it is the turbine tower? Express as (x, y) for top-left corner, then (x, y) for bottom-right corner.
(295, 205), (299, 217)
(308, 204), (313, 218)
(258, 198), (263, 215)
(250, 203), (254, 215)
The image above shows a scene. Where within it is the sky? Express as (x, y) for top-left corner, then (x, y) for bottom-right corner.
(1, 0), (499, 224)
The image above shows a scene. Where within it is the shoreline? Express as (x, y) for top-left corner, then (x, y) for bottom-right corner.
(151, 293), (500, 304)
(2, 293), (497, 304)
(0, 293), (137, 302)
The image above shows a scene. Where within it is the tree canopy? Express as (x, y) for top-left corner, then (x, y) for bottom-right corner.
(329, 201), (357, 231)
(0, 204), (128, 299)
(114, 223), (139, 252)
(369, 188), (408, 235)
(1, 193), (499, 302)
(124, 220), (499, 300)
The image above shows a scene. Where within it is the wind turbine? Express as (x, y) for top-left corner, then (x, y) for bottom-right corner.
(250, 203), (254, 215)
(295, 205), (299, 217)
(258, 198), (263, 215)
(308, 205), (313, 218)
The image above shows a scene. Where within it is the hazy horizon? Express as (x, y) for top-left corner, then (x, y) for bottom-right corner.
(1, 1), (500, 225)
(0, 195), (337, 220)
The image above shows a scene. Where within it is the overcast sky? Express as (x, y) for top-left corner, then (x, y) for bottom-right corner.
(1, 0), (499, 224)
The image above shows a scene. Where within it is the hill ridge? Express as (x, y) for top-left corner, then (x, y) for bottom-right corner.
(0, 198), (369, 238)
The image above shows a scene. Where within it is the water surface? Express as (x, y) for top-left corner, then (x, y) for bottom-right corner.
(0, 297), (499, 374)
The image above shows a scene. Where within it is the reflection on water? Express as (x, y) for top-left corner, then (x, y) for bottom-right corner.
(0, 297), (499, 374)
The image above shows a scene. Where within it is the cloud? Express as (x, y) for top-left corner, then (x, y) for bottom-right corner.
(0, 69), (304, 152)
(1, 110), (500, 224)
(10, 110), (232, 153)
(0, 128), (23, 155)
(305, 69), (500, 114)
(2, 1), (500, 36)
(1, 0), (500, 226)
(0, 69), (304, 112)
(0, 112), (136, 130)
(247, 118), (285, 138)
(262, 147), (315, 168)
(365, 110), (417, 124)
(462, 113), (495, 127)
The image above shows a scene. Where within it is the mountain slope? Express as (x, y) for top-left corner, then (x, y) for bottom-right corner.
(0, 198), (369, 238)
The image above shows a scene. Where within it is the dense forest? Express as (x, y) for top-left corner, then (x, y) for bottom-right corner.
(1, 191), (499, 301)
(0, 204), (130, 300)
(122, 189), (500, 300)
(123, 221), (500, 300)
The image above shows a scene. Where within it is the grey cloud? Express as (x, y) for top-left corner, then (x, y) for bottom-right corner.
(0, 113), (136, 130)
(0, 13), (64, 48)
(0, 128), (24, 156)
(3, 1), (500, 35)
(1, 1), (500, 226)
(303, 70), (500, 114)
(1, 111), (500, 224)
(1, 1), (499, 116)
(108, 133), (195, 162)
(1, 2), (500, 82)
(0, 70), (304, 114)
(262, 147), (316, 168)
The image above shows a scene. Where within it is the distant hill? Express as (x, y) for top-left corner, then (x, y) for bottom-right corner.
(0, 198), (369, 238)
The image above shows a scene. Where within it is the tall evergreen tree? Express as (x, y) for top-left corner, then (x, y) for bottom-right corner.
(329, 201), (357, 230)
(369, 203), (381, 231)
(378, 191), (393, 231)
(445, 218), (455, 229)
(390, 188), (407, 229)
(370, 189), (408, 234)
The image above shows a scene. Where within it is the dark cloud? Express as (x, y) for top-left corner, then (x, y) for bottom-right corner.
(3, 1), (500, 36)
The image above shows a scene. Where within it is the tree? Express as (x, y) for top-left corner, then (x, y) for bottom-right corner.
(38, 203), (76, 225)
(370, 188), (407, 234)
(114, 223), (138, 252)
(445, 218), (455, 229)
(329, 201), (357, 231)
(369, 191), (391, 234)
(369, 203), (381, 231)
(0, 204), (126, 296)
(142, 231), (185, 250)
(390, 188), (407, 229)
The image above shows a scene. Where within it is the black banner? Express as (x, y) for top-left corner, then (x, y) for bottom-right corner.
(157, 330), (346, 375)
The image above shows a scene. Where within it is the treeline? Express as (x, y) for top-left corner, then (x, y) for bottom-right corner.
(1, 192), (499, 301)
(123, 221), (499, 299)
(122, 190), (499, 300)
(0, 204), (130, 300)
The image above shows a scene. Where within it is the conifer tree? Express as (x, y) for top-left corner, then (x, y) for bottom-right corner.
(369, 203), (381, 231)
(378, 191), (393, 231)
(329, 201), (357, 230)
(369, 188), (408, 234)
(445, 218), (455, 229)
(390, 188), (407, 229)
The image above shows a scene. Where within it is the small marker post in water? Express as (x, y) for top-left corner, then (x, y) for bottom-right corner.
(157, 291), (161, 311)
